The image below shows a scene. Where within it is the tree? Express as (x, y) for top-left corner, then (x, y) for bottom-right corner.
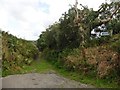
(37, 0), (120, 52)
(93, 2), (120, 28)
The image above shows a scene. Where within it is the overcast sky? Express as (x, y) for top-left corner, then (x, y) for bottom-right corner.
(0, 0), (107, 40)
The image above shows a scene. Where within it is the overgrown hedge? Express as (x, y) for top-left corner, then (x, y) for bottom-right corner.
(2, 31), (39, 76)
(40, 34), (120, 86)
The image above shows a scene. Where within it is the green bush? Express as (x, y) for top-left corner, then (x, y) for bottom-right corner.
(2, 31), (39, 76)
(86, 36), (111, 47)
(111, 40), (120, 53)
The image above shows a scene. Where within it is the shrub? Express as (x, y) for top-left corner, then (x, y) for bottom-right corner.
(2, 31), (39, 76)
(111, 41), (120, 54)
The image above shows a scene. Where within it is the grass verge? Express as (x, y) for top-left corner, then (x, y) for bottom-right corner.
(21, 59), (54, 74)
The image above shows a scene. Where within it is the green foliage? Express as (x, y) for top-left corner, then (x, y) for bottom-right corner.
(2, 31), (39, 76)
(36, 2), (120, 87)
(107, 19), (120, 35)
(18, 59), (55, 74)
(110, 34), (120, 53)
(86, 36), (111, 47)
(37, 2), (120, 52)
(37, 8), (82, 51)
(42, 48), (58, 62)
(111, 41), (120, 53)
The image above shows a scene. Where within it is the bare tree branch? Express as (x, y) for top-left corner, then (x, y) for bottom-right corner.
(98, 3), (120, 25)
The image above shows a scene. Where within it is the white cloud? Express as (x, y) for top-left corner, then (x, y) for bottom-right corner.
(0, 0), (105, 40)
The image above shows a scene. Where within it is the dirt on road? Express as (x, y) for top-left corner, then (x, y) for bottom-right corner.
(2, 73), (94, 88)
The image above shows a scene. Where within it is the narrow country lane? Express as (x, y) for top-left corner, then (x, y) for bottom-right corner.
(2, 73), (94, 88)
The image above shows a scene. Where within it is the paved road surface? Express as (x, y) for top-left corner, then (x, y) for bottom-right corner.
(2, 73), (94, 88)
